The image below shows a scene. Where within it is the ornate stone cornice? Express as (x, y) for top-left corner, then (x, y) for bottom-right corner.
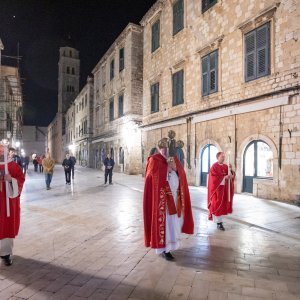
(238, 2), (280, 33)
(140, 0), (166, 26)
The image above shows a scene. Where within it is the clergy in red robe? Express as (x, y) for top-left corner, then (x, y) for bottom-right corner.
(207, 152), (235, 231)
(143, 138), (194, 261)
(0, 144), (25, 266)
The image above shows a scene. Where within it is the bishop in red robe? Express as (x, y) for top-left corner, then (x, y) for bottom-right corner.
(207, 152), (235, 231)
(0, 144), (25, 266)
(143, 138), (194, 260)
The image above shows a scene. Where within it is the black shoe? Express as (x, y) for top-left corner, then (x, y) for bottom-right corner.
(162, 251), (175, 261)
(109, 182), (113, 185)
(1, 255), (13, 266)
(217, 222), (225, 231)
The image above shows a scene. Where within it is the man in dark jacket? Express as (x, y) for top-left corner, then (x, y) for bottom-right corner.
(69, 155), (76, 179)
(62, 153), (74, 185)
(103, 154), (115, 184)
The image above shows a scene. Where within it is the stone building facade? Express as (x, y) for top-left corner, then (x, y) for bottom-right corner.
(91, 23), (143, 174)
(140, 0), (300, 202)
(72, 76), (94, 167)
(48, 46), (80, 162)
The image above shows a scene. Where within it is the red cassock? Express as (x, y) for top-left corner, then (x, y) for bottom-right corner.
(143, 154), (194, 248)
(207, 162), (235, 220)
(0, 162), (25, 239)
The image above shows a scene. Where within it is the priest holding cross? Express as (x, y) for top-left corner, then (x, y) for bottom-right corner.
(207, 151), (235, 231)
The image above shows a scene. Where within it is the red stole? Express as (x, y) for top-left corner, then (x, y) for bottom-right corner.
(207, 162), (235, 220)
(143, 154), (194, 249)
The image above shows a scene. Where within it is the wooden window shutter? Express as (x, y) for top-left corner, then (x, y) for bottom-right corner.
(209, 51), (218, 93)
(245, 31), (256, 82)
(202, 56), (209, 96)
(256, 23), (270, 78)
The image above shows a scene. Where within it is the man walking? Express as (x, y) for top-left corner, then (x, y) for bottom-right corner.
(143, 136), (194, 261)
(103, 153), (115, 184)
(42, 152), (55, 190)
(69, 155), (76, 180)
(207, 152), (235, 231)
(0, 143), (25, 266)
(62, 153), (74, 185)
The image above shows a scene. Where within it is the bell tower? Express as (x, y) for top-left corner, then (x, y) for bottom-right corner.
(58, 46), (80, 114)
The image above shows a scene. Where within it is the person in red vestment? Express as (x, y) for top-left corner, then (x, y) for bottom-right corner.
(0, 143), (25, 266)
(143, 137), (194, 261)
(207, 152), (235, 231)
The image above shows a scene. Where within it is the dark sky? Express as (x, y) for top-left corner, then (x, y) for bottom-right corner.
(0, 0), (156, 126)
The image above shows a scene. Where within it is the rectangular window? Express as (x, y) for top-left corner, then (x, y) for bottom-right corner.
(109, 98), (114, 121)
(110, 59), (114, 80)
(173, 0), (184, 36)
(202, 50), (218, 96)
(172, 70), (184, 106)
(150, 82), (159, 113)
(202, 0), (217, 13)
(118, 94), (124, 117)
(119, 48), (124, 71)
(102, 66), (106, 86)
(245, 22), (270, 82)
(151, 20), (160, 53)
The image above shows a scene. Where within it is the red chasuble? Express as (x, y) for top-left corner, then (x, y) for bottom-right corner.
(0, 162), (25, 239)
(207, 162), (235, 221)
(143, 153), (194, 248)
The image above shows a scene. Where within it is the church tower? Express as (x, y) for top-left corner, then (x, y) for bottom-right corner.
(58, 46), (80, 114)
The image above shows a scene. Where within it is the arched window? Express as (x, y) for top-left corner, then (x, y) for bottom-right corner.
(243, 140), (273, 193)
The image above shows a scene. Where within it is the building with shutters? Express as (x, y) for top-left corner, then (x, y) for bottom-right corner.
(140, 0), (300, 202)
(91, 23), (143, 174)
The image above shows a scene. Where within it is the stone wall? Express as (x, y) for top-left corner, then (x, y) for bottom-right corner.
(141, 0), (300, 202)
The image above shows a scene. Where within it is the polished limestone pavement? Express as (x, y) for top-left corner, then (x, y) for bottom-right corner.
(0, 165), (299, 299)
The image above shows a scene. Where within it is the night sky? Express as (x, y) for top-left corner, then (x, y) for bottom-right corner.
(0, 0), (156, 127)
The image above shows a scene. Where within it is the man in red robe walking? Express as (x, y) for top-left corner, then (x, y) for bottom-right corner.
(207, 152), (235, 231)
(0, 143), (25, 266)
(143, 137), (194, 261)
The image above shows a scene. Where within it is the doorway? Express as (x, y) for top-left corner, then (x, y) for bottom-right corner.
(200, 144), (218, 187)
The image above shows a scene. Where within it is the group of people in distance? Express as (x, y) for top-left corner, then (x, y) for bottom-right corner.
(143, 131), (235, 261)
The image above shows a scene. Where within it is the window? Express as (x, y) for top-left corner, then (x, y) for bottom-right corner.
(118, 94), (124, 117)
(109, 98), (114, 121)
(72, 67), (75, 75)
(173, 0), (184, 35)
(110, 59), (115, 80)
(150, 82), (159, 113)
(85, 95), (87, 107)
(202, 0), (217, 13)
(102, 66), (106, 86)
(172, 70), (184, 106)
(67, 67), (70, 74)
(151, 20), (160, 53)
(119, 48), (124, 71)
(245, 23), (270, 82)
(69, 50), (72, 57)
(202, 50), (218, 96)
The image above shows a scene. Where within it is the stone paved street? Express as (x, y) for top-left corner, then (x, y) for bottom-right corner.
(0, 165), (300, 300)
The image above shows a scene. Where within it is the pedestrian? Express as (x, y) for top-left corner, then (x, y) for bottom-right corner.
(24, 156), (29, 171)
(38, 155), (44, 173)
(20, 154), (27, 174)
(69, 155), (76, 179)
(62, 153), (74, 185)
(0, 142), (25, 266)
(42, 152), (55, 190)
(207, 151), (235, 231)
(32, 154), (38, 172)
(103, 153), (115, 184)
(8, 147), (22, 169)
(143, 136), (194, 261)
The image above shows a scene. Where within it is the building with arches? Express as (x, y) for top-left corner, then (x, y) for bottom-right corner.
(140, 0), (300, 202)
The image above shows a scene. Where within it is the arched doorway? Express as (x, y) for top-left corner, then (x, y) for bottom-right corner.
(200, 144), (218, 187)
(243, 140), (273, 193)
